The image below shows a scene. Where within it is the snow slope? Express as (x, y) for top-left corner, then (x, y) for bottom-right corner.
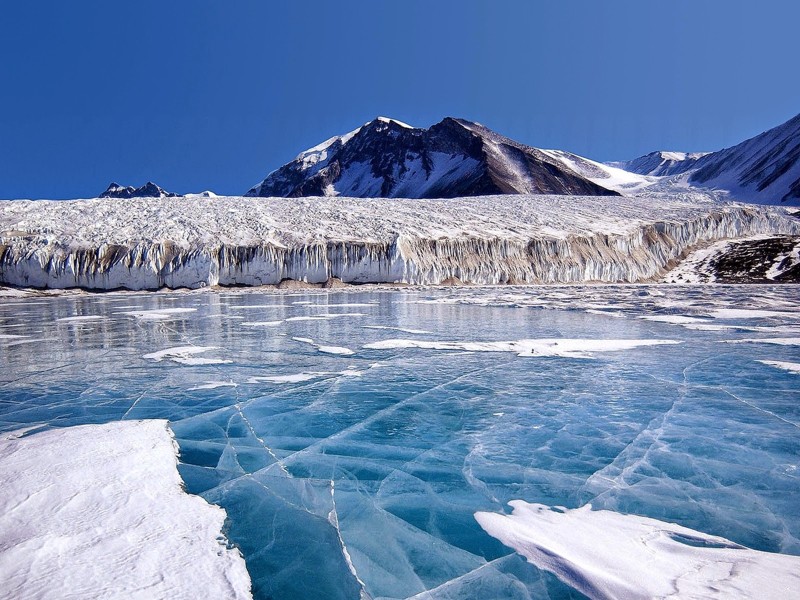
(612, 112), (800, 205)
(0, 420), (252, 600)
(0, 194), (797, 290)
(688, 113), (800, 204)
(476, 501), (800, 600)
(540, 149), (656, 193)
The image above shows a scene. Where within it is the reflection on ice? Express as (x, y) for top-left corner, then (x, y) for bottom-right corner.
(1, 284), (799, 600)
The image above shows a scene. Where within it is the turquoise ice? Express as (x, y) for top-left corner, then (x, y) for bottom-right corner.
(1, 285), (798, 599)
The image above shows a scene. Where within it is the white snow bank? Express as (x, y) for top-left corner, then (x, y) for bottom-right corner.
(363, 338), (679, 359)
(1, 194), (796, 290)
(759, 360), (800, 374)
(0, 420), (252, 600)
(475, 501), (800, 600)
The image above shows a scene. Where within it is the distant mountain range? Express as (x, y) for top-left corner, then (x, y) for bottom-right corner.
(99, 182), (217, 199)
(98, 112), (800, 205)
(100, 182), (179, 199)
(613, 113), (800, 204)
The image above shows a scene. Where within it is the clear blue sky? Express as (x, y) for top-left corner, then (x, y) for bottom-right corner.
(1, 0), (798, 199)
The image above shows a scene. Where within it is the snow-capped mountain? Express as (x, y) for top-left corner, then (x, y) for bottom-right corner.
(612, 113), (800, 204)
(688, 113), (800, 204)
(99, 182), (179, 198)
(245, 117), (619, 198)
(608, 151), (710, 177)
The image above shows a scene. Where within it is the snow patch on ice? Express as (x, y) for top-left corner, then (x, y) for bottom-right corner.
(724, 337), (800, 346)
(363, 338), (679, 359)
(362, 325), (432, 334)
(55, 315), (107, 323)
(246, 368), (364, 384)
(293, 336), (355, 356)
(188, 380), (239, 391)
(641, 315), (713, 325)
(0, 420), (252, 600)
(475, 501), (800, 600)
(143, 345), (232, 365)
(120, 307), (197, 321)
(758, 360), (800, 374)
(709, 308), (799, 319)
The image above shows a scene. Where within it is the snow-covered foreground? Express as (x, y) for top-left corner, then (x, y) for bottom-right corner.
(0, 421), (252, 600)
(1, 285), (799, 599)
(476, 501), (800, 600)
(0, 194), (797, 289)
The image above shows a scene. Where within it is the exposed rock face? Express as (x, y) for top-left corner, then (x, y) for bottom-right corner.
(245, 117), (619, 198)
(710, 236), (800, 283)
(100, 182), (180, 198)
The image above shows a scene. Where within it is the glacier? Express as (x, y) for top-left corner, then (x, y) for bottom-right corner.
(1, 285), (799, 599)
(0, 193), (798, 290)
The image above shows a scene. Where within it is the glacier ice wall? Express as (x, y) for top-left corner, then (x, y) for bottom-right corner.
(0, 195), (798, 290)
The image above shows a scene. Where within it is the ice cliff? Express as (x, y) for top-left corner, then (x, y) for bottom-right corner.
(0, 194), (797, 290)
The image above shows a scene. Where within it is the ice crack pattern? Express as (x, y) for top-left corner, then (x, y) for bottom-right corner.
(1, 285), (799, 599)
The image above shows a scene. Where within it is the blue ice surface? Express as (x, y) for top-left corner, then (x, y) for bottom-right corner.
(1, 285), (799, 600)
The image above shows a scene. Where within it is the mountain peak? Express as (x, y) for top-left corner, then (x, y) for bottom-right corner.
(246, 117), (618, 199)
(99, 182), (180, 199)
(373, 116), (413, 128)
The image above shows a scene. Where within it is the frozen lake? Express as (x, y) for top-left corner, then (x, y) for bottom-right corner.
(1, 285), (799, 599)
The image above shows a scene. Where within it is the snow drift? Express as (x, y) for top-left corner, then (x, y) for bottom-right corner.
(0, 194), (797, 290)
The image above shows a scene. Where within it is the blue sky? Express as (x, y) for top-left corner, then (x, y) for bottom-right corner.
(1, 0), (798, 199)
